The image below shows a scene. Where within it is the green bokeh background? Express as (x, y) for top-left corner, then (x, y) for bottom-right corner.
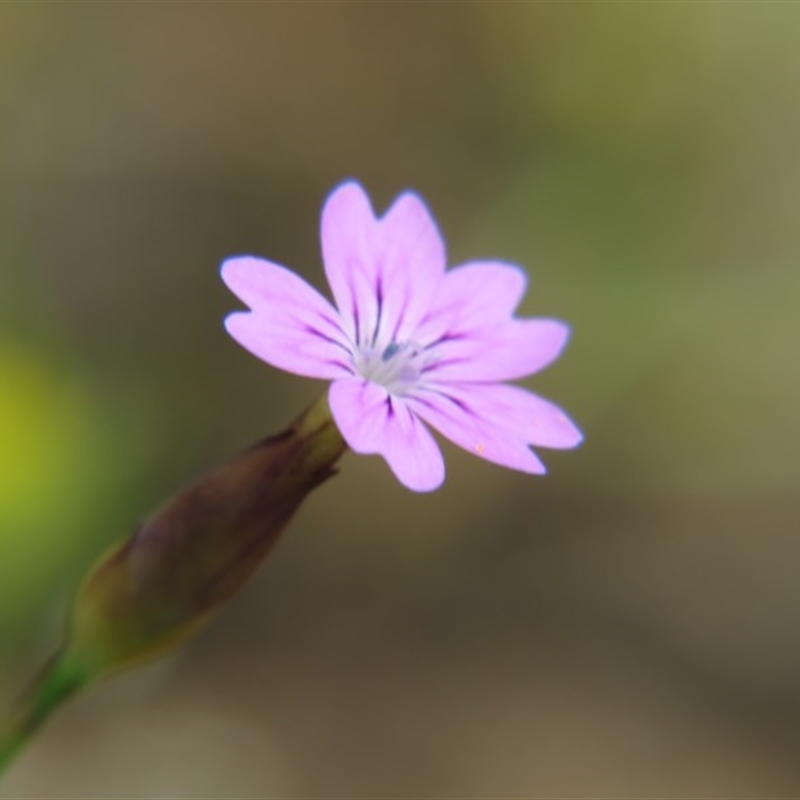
(1, 3), (799, 797)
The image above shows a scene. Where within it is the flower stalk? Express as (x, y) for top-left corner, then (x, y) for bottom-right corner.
(0, 394), (346, 777)
(0, 652), (88, 775)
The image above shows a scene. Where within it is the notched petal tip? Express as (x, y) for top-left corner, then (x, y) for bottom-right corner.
(380, 188), (433, 223)
(321, 179), (376, 222)
(525, 447), (548, 475)
(403, 466), (445, 493)
(328, 177), (369, 196)
(522, 317), (572, 375)
(553, 413), (584, 450)
(223, 310), (261, 354)
(221, 255), (302, 313)
(220, 255), (263, 293)
(477, 259), (530, 303)
(538, 317), (571, 344)
(223, 308), (249, 331)
(380, 189), (445, 257)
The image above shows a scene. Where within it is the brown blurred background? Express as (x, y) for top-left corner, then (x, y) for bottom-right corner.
(1, 3), (800, 797)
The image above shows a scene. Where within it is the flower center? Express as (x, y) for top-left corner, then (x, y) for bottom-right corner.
(355, 340), (425, 395)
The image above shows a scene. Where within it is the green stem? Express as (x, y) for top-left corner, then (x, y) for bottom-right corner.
(0, 651), (88, 778)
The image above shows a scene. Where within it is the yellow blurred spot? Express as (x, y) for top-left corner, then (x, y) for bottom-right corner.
(0, 345), (93, 526)
(0, 342), (103, 629)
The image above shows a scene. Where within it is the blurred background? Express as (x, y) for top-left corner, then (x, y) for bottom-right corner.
(1, 3), (799, 797)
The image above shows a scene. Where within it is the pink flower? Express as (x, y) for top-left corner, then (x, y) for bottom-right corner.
(221, 181), (582, 492)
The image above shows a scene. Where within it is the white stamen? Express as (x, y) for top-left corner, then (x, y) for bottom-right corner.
(355, 340), (426, 395)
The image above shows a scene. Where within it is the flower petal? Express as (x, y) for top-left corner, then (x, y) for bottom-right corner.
(225, 312), (352, 379)
(320, 182), (377, 344)
(221, 256), (353, 379)
(221, 255), (349, 345)
(432, 383), (583, 449)
(221, 256), (352, 379)
(321, 181), (446, 349)
(423, 318), (571, 382)
(376, 191), (447, 343)
(329, 377), (445, 492)
(406, 388), (546, 475)
(414, 260), (528, 344)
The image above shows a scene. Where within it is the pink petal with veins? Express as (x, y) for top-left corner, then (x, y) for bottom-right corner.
(321, 181), (445, 348)
(414, 260), (527, 344)
(221, 255), (349, 346)
(406, 389), (546, 475)
(431, 382), (583, 450)
(225, 311), (352, 380)
(222, 254), (354, 379)
(424, 318), (570, 383)
(329, 377), (445, 492)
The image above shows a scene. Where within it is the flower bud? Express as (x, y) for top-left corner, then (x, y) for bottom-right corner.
(64, 394), (345, 678)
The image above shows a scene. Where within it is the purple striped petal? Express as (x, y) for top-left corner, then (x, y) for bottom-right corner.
(406, 388), (546, 475)
(329, 377), (445, 492)
(375, 191), (446, 343)
(321, 181), (446, 349)
(423, 318), (570, 382)
(225, 312), (353, 379)
(413, 261), (527, 343)
(221, 256), (349, 346)
(430, 383), (583, 450)
(221, 256), (353, 380)
(320, 182), (377, 344)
